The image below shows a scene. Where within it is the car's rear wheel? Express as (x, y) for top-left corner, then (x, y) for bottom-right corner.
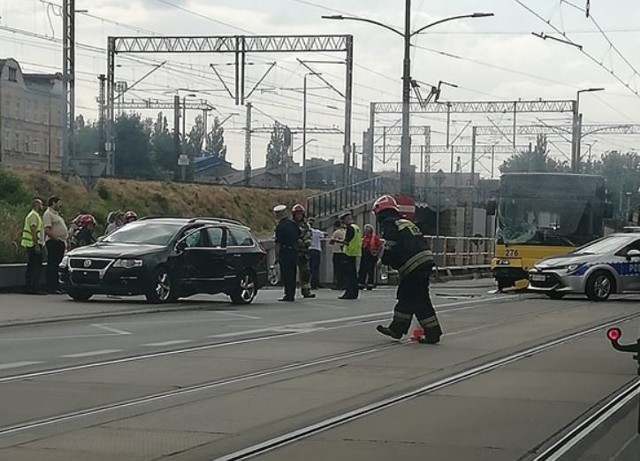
(145, 267), (173, 304)
(67, 289), (93, 302)
(230, 272), (257, 305)
(545, 292), (566, 300)
(585, 270), (614, 302)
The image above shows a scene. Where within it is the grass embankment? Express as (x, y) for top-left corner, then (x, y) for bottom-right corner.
(0, 167), (315, 263)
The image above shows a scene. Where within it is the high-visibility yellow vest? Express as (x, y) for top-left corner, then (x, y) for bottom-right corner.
(343, 224), (362, 257)
(21, 210), (43, 248)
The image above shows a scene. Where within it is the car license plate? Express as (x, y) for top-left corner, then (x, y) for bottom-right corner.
(530, 274), (546, 282)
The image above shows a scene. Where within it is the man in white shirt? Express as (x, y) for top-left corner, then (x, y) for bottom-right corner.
(307, 218), (325, 290)
(43, 196), (68, 294)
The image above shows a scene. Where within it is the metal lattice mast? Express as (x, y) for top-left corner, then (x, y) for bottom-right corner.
(244, 102), (252, 186)
(62, 0), (75, 174)
(98, 74), (106, 158)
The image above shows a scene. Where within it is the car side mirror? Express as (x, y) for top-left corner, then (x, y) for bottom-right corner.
(626, 249), (640, 260)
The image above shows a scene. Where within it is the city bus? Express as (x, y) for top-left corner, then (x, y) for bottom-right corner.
(491, 173), (610, 291)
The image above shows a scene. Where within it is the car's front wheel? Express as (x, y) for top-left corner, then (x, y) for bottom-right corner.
(145, 267), (174, 304)
(585, 270), (614, 302)
(67, 289), (93, 302)
(230, 272), (257, 305)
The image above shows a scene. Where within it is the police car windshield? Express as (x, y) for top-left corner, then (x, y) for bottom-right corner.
(572, 235), (635, 255)
(104, 222), (182, 246)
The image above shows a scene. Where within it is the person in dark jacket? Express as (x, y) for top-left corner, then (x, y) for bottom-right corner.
(273, 204), (299, 302)
(372, 195), (443, 344)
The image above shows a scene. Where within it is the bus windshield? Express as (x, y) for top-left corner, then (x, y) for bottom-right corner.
(496, 174), (605, 247)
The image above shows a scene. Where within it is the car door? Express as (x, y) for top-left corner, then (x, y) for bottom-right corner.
(615, 237), (640, 292)
(176, 226), (227, 293)
(224, 227), (257, 288)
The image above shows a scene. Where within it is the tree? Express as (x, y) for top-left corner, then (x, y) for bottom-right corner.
(186, 114), (205, 158)
(598, 151), (640, 217)
(114, 113), (155, 177)
(499, 135), (567, 173)
(150, 112), (175, 176)
(73, 115), (100, 157)
(266, 123), (288, 170)
(205, 116), (227, 159)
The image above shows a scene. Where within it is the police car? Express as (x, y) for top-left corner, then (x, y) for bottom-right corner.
(528, 233), (640, 301)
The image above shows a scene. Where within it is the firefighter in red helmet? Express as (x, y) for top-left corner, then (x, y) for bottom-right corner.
(372, 195), (442, 344)
(291, 203), (316, 298)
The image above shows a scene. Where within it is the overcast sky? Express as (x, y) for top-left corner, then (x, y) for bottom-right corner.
(2, 0), (640, 177)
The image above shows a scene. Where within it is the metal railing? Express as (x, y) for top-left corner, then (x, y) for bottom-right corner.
(423, 235), (495, 267)
(306, 177), (383, 219)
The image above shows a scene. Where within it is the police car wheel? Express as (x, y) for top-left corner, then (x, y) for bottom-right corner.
(67, 289), (93, 302)
(585, 270), (614, 302)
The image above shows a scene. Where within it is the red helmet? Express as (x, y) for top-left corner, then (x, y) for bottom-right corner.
(291, 203), (305, 214)
(78, 214), (96, 227)
(372, 195), (399, 215)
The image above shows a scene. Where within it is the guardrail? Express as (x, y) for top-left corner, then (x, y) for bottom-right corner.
(306, 177), (383, 218)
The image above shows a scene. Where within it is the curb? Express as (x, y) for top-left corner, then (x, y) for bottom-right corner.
(0, 304), (214, 329)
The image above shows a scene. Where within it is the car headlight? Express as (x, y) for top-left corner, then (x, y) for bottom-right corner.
(566, 263), (582, 273)
(113, 259), (144, 269)
(59, 256), (69, 269)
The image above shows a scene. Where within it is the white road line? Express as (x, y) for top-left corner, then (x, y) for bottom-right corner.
(0, 361), (43, 370)
(90, 324), (132, 335)
(218, 312), (261, 320)
(142, 340), (193, 347)
(60, 349), (122, 358)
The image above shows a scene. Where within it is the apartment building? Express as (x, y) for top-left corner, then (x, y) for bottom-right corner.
(0, 58), (64, 171)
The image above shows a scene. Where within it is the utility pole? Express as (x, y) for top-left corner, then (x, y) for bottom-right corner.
(471, 126), (477, 187)
(244, 102), (252, 186)
(400, 0), (413, 195)
(343, 36), (354, 187)
(173, 95), (181, 181)
(302, 74), (308, 189)
(62, 0), (75, 174)
(98, 74), (106, 158)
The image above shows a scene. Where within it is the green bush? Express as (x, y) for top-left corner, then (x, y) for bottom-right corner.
(97, 184), (111, 200)
(0, 167), (28, 205)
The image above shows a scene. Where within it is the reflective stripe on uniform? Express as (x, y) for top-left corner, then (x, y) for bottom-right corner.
(419, 316), (440, 329)
(398, 250), (434, 277)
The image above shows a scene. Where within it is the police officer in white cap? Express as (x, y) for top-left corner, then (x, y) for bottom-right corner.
(273, 204), (299, 301)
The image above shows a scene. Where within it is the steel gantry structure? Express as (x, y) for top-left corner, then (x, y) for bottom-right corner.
(106, 35), (354, 184)
(366, 99), (577, 190)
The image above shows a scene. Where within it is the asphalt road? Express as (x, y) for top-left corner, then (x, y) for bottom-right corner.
(0, 280), (638, 460)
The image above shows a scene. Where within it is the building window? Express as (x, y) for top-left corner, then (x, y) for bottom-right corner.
(13, 133), (20, 151)
(32, 139), (39, 154)
(8, 67), (17, 82)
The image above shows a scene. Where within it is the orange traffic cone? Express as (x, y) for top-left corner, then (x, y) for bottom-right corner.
(409, 327), (424, 342)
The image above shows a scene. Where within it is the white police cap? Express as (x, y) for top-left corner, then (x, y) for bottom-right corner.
(273, 204), (287, 212)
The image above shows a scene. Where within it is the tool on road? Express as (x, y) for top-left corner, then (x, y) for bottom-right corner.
(606, 327), (640, 434)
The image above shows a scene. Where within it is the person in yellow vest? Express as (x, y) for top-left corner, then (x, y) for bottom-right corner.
(338, 211), (361, 300)
(20, 197), (45, 294)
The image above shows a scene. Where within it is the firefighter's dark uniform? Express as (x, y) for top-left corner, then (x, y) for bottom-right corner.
(295, 219), (314, 297)
(379, 216), (443, 343)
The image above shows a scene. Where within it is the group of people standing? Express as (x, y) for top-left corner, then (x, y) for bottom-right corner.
(20, 197), (139, 295)
(273, 195), (443, 345)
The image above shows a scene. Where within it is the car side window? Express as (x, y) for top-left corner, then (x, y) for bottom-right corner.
(229, 228), (254, 247)
(616, 238), (640, 256)
(184, 230), (204, 248)
(206, 227), (224, 248)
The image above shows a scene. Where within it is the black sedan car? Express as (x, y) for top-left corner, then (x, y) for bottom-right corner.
(59, 218), (268, 304)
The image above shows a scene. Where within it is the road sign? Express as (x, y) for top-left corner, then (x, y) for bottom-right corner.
(178, 154), (190, 166)
(70, 157), (107, 193)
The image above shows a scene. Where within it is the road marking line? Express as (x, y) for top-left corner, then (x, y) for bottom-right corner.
(0, 361), (43, 370)
(60, 349), (122, 358)
(90, 324), (131, 335)
(218, 312), (261, 320)
(142, 340), (193, 347)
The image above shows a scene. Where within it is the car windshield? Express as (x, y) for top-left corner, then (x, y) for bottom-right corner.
(103, 222), (183, 246)
(572, 235), (635, 255)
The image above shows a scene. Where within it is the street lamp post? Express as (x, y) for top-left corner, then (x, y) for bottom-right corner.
(572, 87), (604, 173)
(323, 6), (493, 195)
